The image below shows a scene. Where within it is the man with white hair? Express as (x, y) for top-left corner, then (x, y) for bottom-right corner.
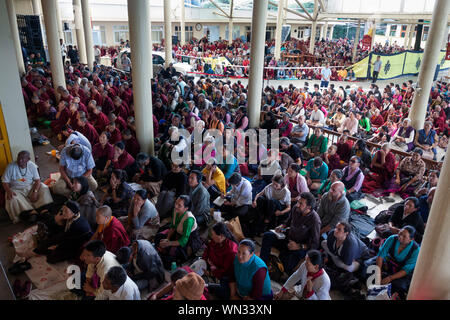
(317, 181), (350, 237)
(2, 151), (53, 223)
(290, 115), (309, 148)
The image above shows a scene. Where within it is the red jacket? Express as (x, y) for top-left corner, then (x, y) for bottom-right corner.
(99, 216), (130, 254)
(202, 238), (238, 279)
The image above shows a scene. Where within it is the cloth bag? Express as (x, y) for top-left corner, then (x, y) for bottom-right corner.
(226, 216), (245, 242)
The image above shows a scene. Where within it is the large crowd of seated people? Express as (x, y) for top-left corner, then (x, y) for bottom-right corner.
(3, 43), (448, 301)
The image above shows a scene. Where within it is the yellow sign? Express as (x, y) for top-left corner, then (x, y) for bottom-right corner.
(350, 50), (450, 80)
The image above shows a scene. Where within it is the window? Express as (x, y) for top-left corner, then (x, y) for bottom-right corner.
(64, 30), (74, 45)
(152, 25), (164, 44)
(174, 26), (193, 43)
(400, 25), (407, 37)
(389, 25), (397, 37)
(225, 25), (240, 41)
(376, 23), (387, 36)
(92, 25), (106, 46)
(113, 25), (129, 44)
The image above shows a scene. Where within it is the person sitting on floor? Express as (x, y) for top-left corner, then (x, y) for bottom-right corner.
(111, 141), (135, 171)
(341, 156), (365, 203)
(252, 174), (292, 233)
(52, 144), (98, 197)
(79, 240), (121, 299)
(148, 267), (190, 300)
(285, 163), (309, 204)
(96, 266), (141, 300)
(229, 239), (273, 301)
(202, 158), (227, 203)
(304, 127), (328, 159)
(260, 192), (321, 275)
(384, 197), (425, 242)
(305, 157), (329, 192)
(155, 195), (203, 269)
(317, 181), (350, 237)
(70, 176), (100, 228)
(321, 221), (370, 273)
(201, 222), (239, 300)
(318, 169), (344, 198)
(274, 250), (331, 300)
(187, 170), (211, 227)
(100, 169), (134, 217)
(218, 172), (252, 221)
(92, 131), (115, 180)
(91, 205), (130, 254)
(124, 189), (160, 240)
(363, 226), (420, 300)
(39, 200), (93, 264)
(172, 272), (207, 300)
(116, 240), (165, 292)
(2, 150), (53, 223)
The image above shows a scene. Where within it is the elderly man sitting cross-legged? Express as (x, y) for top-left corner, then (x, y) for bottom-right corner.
(2, 151), (53, 223)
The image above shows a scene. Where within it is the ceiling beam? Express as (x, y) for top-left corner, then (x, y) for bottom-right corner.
(268, 0), (311, 21)
(212, 11), (229, 19)
(208, 0), (229, 18)
(294, 0), (313, 21)
(229, 0), (234, 19)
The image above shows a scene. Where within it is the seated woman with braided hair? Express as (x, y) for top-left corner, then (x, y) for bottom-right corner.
(363, 226), (420, 300)
(155, 195), (203, 268)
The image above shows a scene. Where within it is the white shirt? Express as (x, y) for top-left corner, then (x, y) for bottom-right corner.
(321, 68), (331, 81)
(95, 276), (141, 300)
(282, 262), (331, 300)
(86, 251), (121, 297)
(229, 179), (252, 206)
(2, 161), (40, 190)
(310, 109), (325, 124)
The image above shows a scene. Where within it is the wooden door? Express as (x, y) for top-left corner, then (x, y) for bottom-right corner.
(0, 102), (12, 176)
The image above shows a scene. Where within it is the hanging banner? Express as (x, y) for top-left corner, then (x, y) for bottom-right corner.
(350, 50), (450, 80)
(446, 43), (450, 60)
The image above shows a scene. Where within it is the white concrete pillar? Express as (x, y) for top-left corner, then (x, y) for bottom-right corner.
(352, 20), (361, 63)
(73, 0), (87, 65)
(55, 0), (64, 41)
(247, 0), (268, 129)
(408, 147), (450, 299)
(81, 0), (94, 71)
(319, 24), (325, 40)
(410, 0), (450, 130)
(6, 0), (25, 75)
(407, 24), (415, 50)
(228, 19), (233, 44)
(404, 23), (412, 48)
(274, 0), (285, 61)
(309, 22), (317, 54)
(329, 24), (334, 40)
(324, 22), (329, 40)
(0, 0), (34, 160)
(127, 0), (155, 156)
(309, 0), (318, 54)
(180, 0), (186, 46)
(164, 0), (172, 68)
(41, 0), (66, 91)
(370, 20), (377, 51)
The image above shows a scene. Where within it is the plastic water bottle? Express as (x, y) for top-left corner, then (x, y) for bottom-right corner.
(171, 262), (177, 272)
